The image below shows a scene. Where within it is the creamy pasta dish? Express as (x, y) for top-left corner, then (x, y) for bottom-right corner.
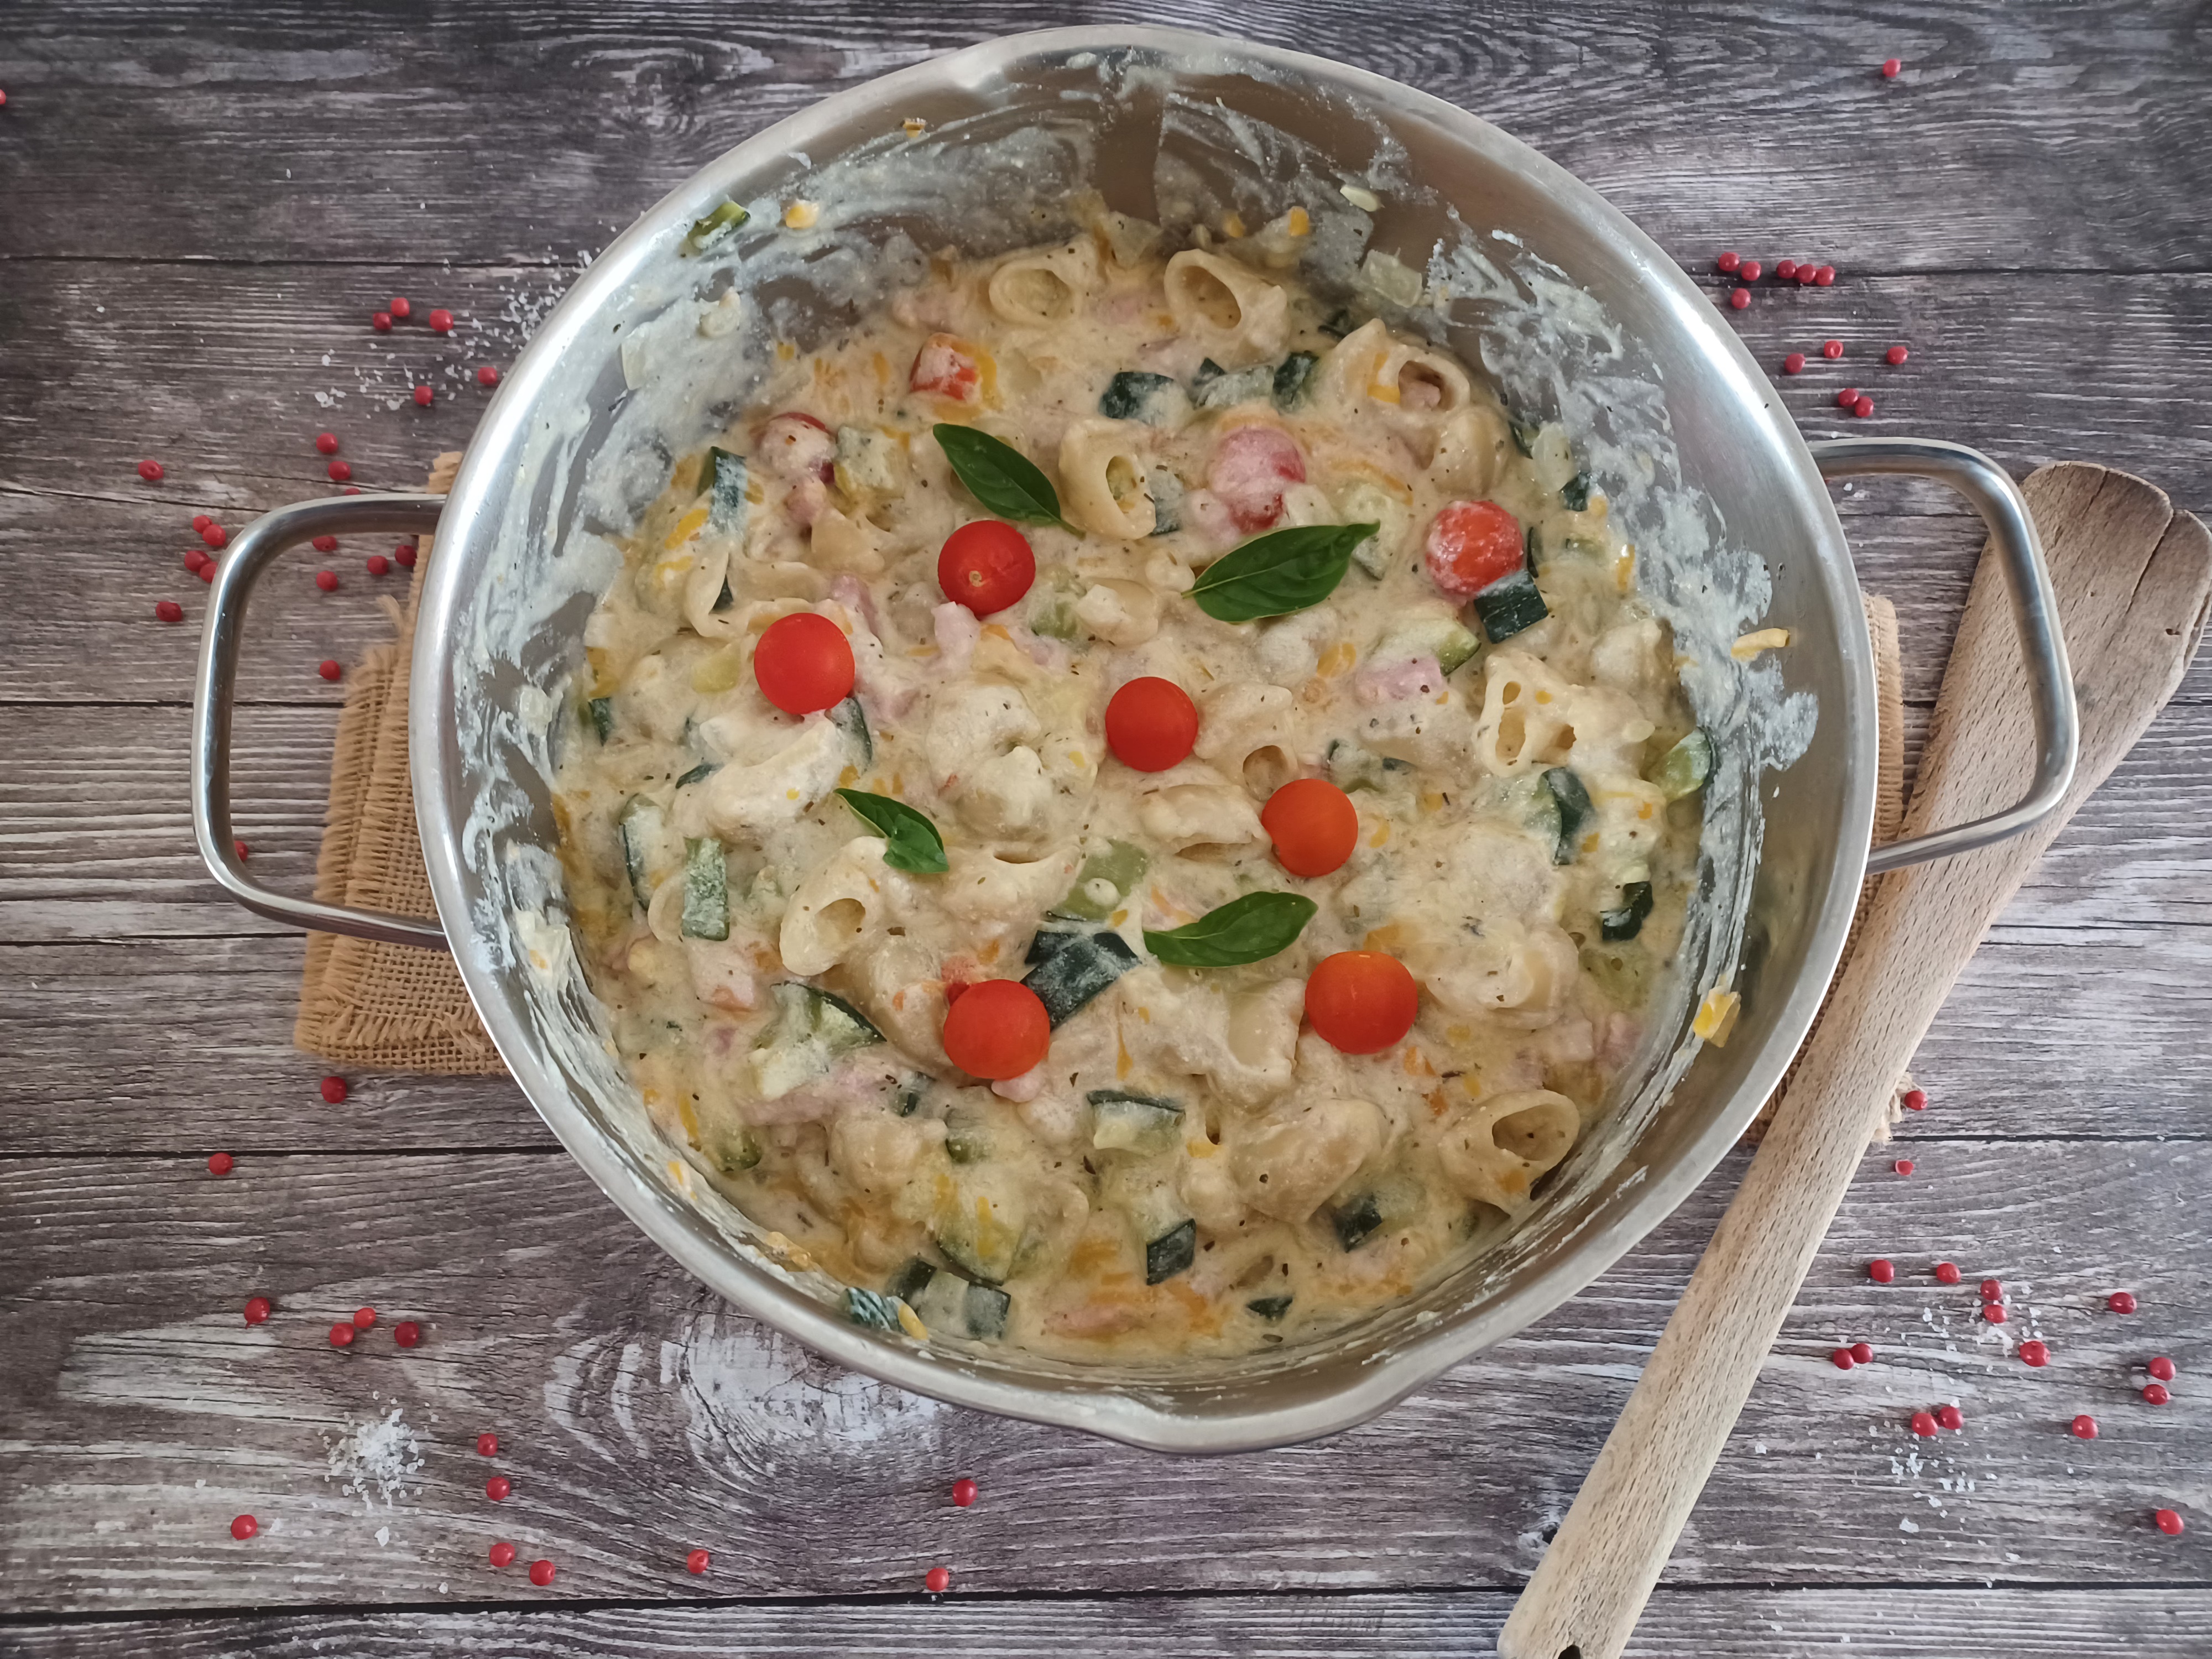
(552, 206), (1708, 1361)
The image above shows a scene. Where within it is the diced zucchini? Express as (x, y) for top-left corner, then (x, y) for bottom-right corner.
(1561, 471), (1591, 512)
(616, 796), (673, 908)
(681, 836), (729, 940)
(959, 1280), (1011, 1340)
(1246, 1294), (1293, 1321)
(827, 694), (872, 764)
(685, 200), (750, 254)
(1381, 613), (1483, 676)
(1524, 524), (1540, 573)
(1027, 567), (1084, 639)
(893, 1075), (930, 1118)
(1331, 1192), (1384, 1251)
(1600, 880), (1655, 942)
(1334, 479), (1406, 578)
(908, 1264), (1011, 1341)
(933, 1189), (1022, 1284)
(1147, 466), (1185, 536)
(1541, 768), (1594, 865)
(1050, 841), (1150, 922)
(707, 1124), (761, 1176)
(943, 1103), (993, 1165)
(1191, 358), (1274, 409)
(1651, 728), (1714, 801)
(844, 1286), (904, 1331)
(705, 446), (748, 534)
(1272, 351), (1319, 410)
(1319, 308), (1359, 339)
(1145, 1218), (1197, 1285)
(676, 759), (718, 789)
(586, 696), (614, 742)
(1472, 566), (1548, 643)
(750, 982), (883, 1100)
(1086, 1089), (1183, 1155)
(833, 424), (902, 498)
(1020, 928), (1140, 1025)
(1508, 413), (1542, 456)
(885, 1257), (937, 1305)
(1326, 738), (1411, 794)
(1098, 370), (1185, 426)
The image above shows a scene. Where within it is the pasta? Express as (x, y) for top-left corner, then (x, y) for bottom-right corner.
(552, 212), (1704, 1361)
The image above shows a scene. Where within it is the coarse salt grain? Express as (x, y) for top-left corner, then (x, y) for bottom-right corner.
(327, 1405), (424, 1510)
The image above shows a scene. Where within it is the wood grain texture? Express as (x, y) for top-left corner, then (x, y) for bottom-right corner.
(1501, 467), (2212, 1659)
(2, 1141), (2205, 1614)
(7, 1588), (2212, 1658)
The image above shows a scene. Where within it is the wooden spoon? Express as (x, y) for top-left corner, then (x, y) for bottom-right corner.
(1499, 463), (2212, 1659)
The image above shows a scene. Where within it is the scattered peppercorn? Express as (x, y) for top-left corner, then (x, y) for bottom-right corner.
(207, 1151), (234, 1176)
(201, 524), (229, 549)
(321, 1076), (348, 1103)
(390, 296), (413, 320)
(244, 1295), (273, 1324)
(138, 460), (165, 482)
(1716, 251), (1741, 274)
(373, 311), (394, 332)
(1739, 260), (1764, 283)
(529, 1559), (556, 1587)
(1729, 289), (1750, 311)
(2021, 1340), (2050, 1366)
(312, 534), (338, 552)
(490, 1541), (516, 1567)
(1782, 352), (1806, 374)
(1850, 1341), (1874, 1365)
(952, 1478), (978, 1508)
(1869, 1259), (1895, 1284)
(1886, 345), (1910, 366)
(687, 1548), (711, 1574)
(328, 461), (352, 482)
(1891, 1154), (1911, 1171)
(1934, 1261), (1961, 1284)
(156, 600), (185, 623)
(2071, 1413), (2098, 1439)
(414, 384), (434, 407)
(925, 1566), (951, 1594)
(1902, 1087), (1927, 1110)
(486, 1476), (512, 1501)
(2150, 1356), (2177, 1381)
(1936, 1404), (1964, 1430)
(2145, 1383), (2171, 1405)
(231, 1514), (258, 1541)
(1814, 265), (1836, 286)
(477, 1433), (499, 1458)
(1855, 396), (1877, 419)
(2110, 1291), (2139, 1313)
(429, 308), (453, 333)
(367, 555), (391, 576)
(477, 365), (500, 387)
(2157, 1509), (2186, 1536)
(315, 570), (339, 592)
(1882, 57), (1902, 77)
(329, 1322), (356, 1348)
(1910, 1410), (1937, 1437)
(319, 660), (341, 682)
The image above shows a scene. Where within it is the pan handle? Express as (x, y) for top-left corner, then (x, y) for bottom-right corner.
(190, 494), (452, 950)
(1811, 437), (2079, 873)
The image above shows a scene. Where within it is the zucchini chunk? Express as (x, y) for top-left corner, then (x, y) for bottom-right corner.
(1331, 1192), (1385, 1251)
(902, 1261), (1012, 1341)
(1020, 928), (1140, 1025)
(1147, 466), (1185, 536)
(705, 446), (748, 535)
(586, 696), (615, 742)
(1600, 880), (1655, 942)
(1272, 351), (1319, 410)
(844, 1286), (904, 1332)
(1651, 728), (1714, 801)
(827, 694), (872, 764)
(1246, 1295), (1293, 1321)
(1561, 470), (1591, 512)
(885, 1257), (936, 1305)
(1051, 840), (1150, 922)
(750, 982), (884, 1100)
(1319, 308), (1359, 340)
(1191, 358), (1274, 410)
(1144, 1218), (1198, 1285)
(1098, 370), (1185, 426)
(1380, 614), (1482, 676)
(893, 1075), (930, 1118)
(707, 1124), (761, 1176)
(1086, 1089), (1184, 1155)
(942, 1103), (993, 1165)
(616, 796), (674, 909)
(1541, 767), (1594, 865)
(681, 836), (730, 940)
(675, 759), (718, 789)
(1472, 566), (1548, 643)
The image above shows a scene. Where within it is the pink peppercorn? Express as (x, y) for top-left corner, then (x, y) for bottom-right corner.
(1891, 1154), (1911, 1172)
(1902, 1088), (1927, 1110)
(1824, 340), (1845, 361)
(235, 839), (250, 860)
(321, 1075), (348, 1103)
(1910, 1410), (1937, 1437)
(202, 523), (228, 549)
(1738, 260), (1763, 283)
(353, 1306), (376, 1329)
(1795, 264), (1817, 286)
(1716, 251), (1741, 274)
(1729, 289), (1750, 311)
(2020, 1340), (2049, 1366)
(687, 1548), (711, 1574)
(2157, 1510), (2186, 1536)
(207, 1151), (234, 1176)
(311, 534), (338, 552)
(1855, 397), (1876, 419)
(477, 365), (500, 387)
(529, 1559), (556, 1587)
(315, 570), (338, 592)
(925, 1566), (951, 1593)
(1831, 1347), (1856, 1370)
(429, 308), (454, 334)
(1782, 352), (1806, 374)
(2110, 1291), (2139, 1313)
(328, 461), (352, 482)
(373, 311), (394, 333)
(231, 1514), (258, 1541)
(1886, 345), (1910, 366)
(319, 660), (342, 682)
(1869, 1259), (1895, 1284)
(486, 1476), (511, 1501)
(191, 513), (211, 531)
(490, 1541), (516, 1567)
(156, 600), (184, 623)
(414, 384), (434, 407)
(1850, 1341), (1874, 1365)
(1981, 1279), (2004, 1301)
(138, 459), (165, 482)
(315, 432), (339, 455)
(478, 1433), (500, 1457)
(2145, 1383), (2171, 1405)
(952, 1478), (978, 1507)
(1814, 265), (1836, 286)
(1776, 260), (1799, 281)
(390, 296), (413, 320)
(2150, 1357), (2177, 1381)
(244, 1296), (272, 1324)
(367, 555), (391, 576)
(1985, 1303), (2008, 1324)
(197, 563), (216, 583)
(2071, 1413), (2098, 1439)
(397, 544), (418, 568)
(1882, 58), (1902, 78)
(1936, 1404), (1964, 1430)
(1934, 1261), (1961, 1284)
(1837, 388), (1859, 408)
(329, 1323), (355, 1348)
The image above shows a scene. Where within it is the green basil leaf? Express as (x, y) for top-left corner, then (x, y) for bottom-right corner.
(836, 789), (948, 875)
(932, 425), (1067, 529)
(1190, 523), (1376, 624)
(1144, 891), (1317, 968)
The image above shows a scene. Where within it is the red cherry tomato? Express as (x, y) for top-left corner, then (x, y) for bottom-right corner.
(938, 521), (1035, 616)
(1423, 499), (1525, 598)
(759, 412), (836, 483)
(1262, 779), (1360, 878)
(1104, 677), (1199, 772)
(1207, 425), (1307, 533)
(910, 333), (981, 401)
(753, 612), (855, 714)
(1305, 951), (1419, 1054)
(941, 979), (1051, 1079)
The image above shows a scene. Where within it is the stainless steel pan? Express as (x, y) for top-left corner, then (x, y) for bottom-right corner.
(191, 27), (2074, 1452)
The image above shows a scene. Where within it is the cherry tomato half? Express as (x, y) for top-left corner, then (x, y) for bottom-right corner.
(1262, 778), (1360, 878)
(941, 978), (1051, 1079)
(1305, 951), (1419, 1055)
(753, 611), (855, 715)
(759, 411), (836, 483)
(1207, 424), (1307, 533)
(910, 333), (981, 401)
(938, 520), (1036, 616)
(1104, 677), (1199, 772)
(1423, 499), (1525, 599)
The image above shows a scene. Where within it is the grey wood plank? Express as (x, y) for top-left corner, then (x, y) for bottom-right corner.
(1, 1140), (2203, 1612)
(6, 1587), (2212, 1658)
(1, 2), (2207, 273)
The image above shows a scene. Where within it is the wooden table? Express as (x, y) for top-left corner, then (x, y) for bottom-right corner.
(4, 4), (2209, 1653)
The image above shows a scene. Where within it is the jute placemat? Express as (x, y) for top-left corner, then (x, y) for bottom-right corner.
(293, 455), (1906, 1120)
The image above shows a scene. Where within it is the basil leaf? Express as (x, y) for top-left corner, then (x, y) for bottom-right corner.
(1190, 523), (1376, 624)
(836, 789), (948, 875)
(1144, 891), (1317, 968)
(932, 425), (1066, 529)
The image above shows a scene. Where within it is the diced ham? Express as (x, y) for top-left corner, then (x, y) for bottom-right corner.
(759, 412), (836, 483)
(933, 599), (980, 673)
(784, 473), (827, 528)
(1354, 653), (1444, 705)
(909, 333), (981, 401)
(1207, 425), (1306, 533)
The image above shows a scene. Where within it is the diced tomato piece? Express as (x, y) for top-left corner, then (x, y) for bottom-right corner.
(759, 412), (836, 483)
(1207, 425), (1306, 534)
(1423, 499), (1525, 598)
(909, 333), (981, 401)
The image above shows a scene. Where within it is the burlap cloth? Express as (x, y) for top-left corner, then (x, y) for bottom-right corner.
(296, 455), (1909, 1128)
